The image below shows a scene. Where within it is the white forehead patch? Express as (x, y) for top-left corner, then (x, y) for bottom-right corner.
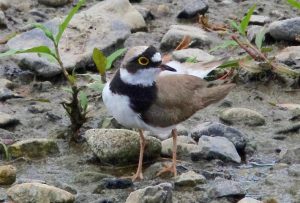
(151, 52), (162, 63)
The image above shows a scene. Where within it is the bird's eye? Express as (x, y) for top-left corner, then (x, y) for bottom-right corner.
(138, 57), (149, 66)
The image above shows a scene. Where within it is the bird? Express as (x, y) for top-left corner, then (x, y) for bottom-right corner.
(102, 45), (235, 181)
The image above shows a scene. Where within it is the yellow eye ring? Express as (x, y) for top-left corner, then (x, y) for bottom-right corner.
(138, 57), (149, 66)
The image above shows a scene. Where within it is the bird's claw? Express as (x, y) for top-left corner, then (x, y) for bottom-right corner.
(156, 162), (177, 177)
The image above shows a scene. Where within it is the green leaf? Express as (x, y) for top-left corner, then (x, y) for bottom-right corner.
(79, 91), (88, 111)
(209, 40), (238, 52)
(287, 0), (300, 9)
(0, 46), (56, 58)
(218, 59), (240, 69)
(61, 87), (73, 94)
(93, 48), (107, 75)
(37, 53), (57, 63)
(229, 20), (243, 34)
(255, 27), (267, 50)
(240, 4), (256, 36)
(67, 74), (77, 84)
(106, 48), (126, 70)
(55, 0), (85, 44)
(33, 23), (55, 41)
(261, 47), (273, 53)
(0, 142), (10, 160)
(87, 81), (104, 92)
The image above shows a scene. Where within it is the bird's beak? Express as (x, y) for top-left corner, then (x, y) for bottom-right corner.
(159, 64), (176, 72)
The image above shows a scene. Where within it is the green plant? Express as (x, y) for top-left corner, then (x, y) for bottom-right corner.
(0, 142), (10, 161)
(211, 4), (300, 81)
(287, 0), (300, 9)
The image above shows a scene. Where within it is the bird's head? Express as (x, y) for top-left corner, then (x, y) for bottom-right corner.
(120, 46), (175, 86)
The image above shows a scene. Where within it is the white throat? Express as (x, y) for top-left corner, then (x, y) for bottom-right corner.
(120, 68), (160, 86)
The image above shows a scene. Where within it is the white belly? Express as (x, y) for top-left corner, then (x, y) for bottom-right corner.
(102, 83), (175, 137)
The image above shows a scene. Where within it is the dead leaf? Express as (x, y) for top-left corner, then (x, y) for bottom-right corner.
(198, 15), (228, 32)
(175, 35), (191, 50)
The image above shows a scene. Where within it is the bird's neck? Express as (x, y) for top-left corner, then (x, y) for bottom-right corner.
(119, 68), (159, 87)
(109, 70), (157, 113)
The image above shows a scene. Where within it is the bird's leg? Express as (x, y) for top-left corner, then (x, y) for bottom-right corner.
(132, 129), (146, 181)
(157, 129), (177, 177)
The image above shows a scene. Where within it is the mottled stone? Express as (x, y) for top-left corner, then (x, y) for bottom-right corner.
(125, 183), (172, 203)
(249, 15), (270, 25)
(7, 183), (75, 203)
(8, 138), (59, 159)
(238, 197), (263, 203)
(93, 178), (133, 193)
(7, 0), (145, 77)
(0, 112), (19, 127)
(220, 108), (265, 126)
(191, 136), (241, 163)
(38, 0), (69, 7)
(160, 25), (214, 51)
(85, 129), (161, 166)
(0, 165), (16, 185)
(174, 171), (206, 187)
(209, 179), (245, 198)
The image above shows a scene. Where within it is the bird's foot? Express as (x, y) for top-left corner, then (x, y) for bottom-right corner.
(156, 162), (177, 177)
(131, 171), (144, 181)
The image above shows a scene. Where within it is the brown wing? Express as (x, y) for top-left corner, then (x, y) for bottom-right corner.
(142, 74), (235, 127)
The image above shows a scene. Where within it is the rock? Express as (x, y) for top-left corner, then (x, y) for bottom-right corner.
(209, 179), (245, 198)
(0, 165), (16, 185)
(238, 197), (263, 203)
(249, 15), (270, 25)
(134, 5), (154, 21)
(0, 112), (19, 127)
(73, 171), (113, 184)
(161, 135), (198, 157)
(85, 129), (161, 166)
(124, 32), (159, 48)
(172, 48), (215, 62)
(8, 138), (59, 159)
(288, 164), (300, 177)
(38, 0), (69, 7)
(157, 4), (170, 17)
(275, 46), (300, 70)
(191, 136), (241, 163)
(160, 25), (214, 51)
(191, 122), (247, 152)
(0, 79), (18, 101)
(93, 178), (133, 193)
(280, 147), (300, 164)
(32, 81), (53, 92)
(125, 183), (173, 203)
(177, 0), (208, 19)
(220, 108), (265, 126)
(0, 10), (6, 27)
(7, 183), (75, 203)
(174, 171), (206, 187)
(7, 0), (146, 77)
(269, 17), (300, 42)
(0, 0), (9, 10)
(0, 129), (15, 145)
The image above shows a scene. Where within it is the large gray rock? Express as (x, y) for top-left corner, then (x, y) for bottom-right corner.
(7, 183), (75, 203)
(209, 179), (245, 198)
(161, 135), (198, 158)
(220, 108), (265, 126)
(38, 0), (69, 7)
(85, 129), (161, 166)
(0, 165), (16, 185)
(8, 138), (59, 159)
(160, 25), (214, 51)
(177, 0), (208, 19)
(191, 122), (247, 152)
(125, 183), (173, 203)
(172, 48), (215, 62)
(191, 136), (241, 163)
(249, 15), (270, 25)
(7, 0), (146, 77)
(269, 17), (300, 42)
(0, 112), (19, 127)
(174, 171), (206, 187)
